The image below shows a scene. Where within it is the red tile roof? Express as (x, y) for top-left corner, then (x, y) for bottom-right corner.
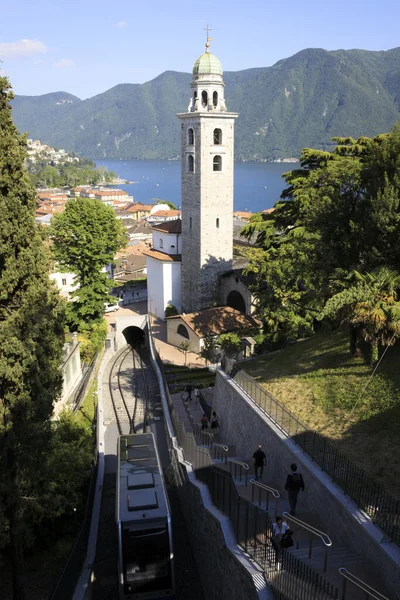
(151, 219), (182, 234)
(143, 248), (182, 262)
(167, 306), (260, 337)
(150, 210), (181, 218)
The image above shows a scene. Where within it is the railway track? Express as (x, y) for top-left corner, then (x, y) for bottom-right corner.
(108, 345), (148, 435)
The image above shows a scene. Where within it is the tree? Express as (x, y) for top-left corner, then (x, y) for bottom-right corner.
(50, 198), (127, 327)
(218, 333), (242, 358)
(0, 76), (65, 599)
(242, 127), (400, 349)
(200, 335), (218, 366)
(153, 199), (178, 210)
(319, 268), (400, 363)
(177, 341), (191, 366)
(164, 304), (179, 318)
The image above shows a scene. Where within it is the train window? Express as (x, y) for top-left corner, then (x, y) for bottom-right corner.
(123, 526), (172, 595)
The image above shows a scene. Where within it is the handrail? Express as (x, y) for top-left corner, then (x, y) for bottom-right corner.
(282, 512), (332, 546)
(250, 479), (280, 499)
(283, 511), (332, 572)
(213, 442), (229, 452)
(212, 442), (229, 464)
(228, 458), (249, 470)
(250, 479), (280, 516)
(228, 458), (249, 486)
(338, 568), (390, 600)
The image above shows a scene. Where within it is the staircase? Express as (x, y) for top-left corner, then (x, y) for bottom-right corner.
(169, 390), (392, 600)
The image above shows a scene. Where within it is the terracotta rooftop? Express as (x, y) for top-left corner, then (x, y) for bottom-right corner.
(151, 219), (182, 234)
(143, 248), (182, 262)
(150, 210), (181, 218)
(233, 211), (253, 219)
(167, 306), (260, 337)
(125, 202), (154, 213)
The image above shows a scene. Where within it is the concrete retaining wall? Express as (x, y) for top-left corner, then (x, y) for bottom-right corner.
(173, 458), (268, 600)
(213, 369), (400, 599)
(147, 321), (271, 600)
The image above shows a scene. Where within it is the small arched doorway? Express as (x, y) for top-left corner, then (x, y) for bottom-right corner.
(226, 290), (246, 314)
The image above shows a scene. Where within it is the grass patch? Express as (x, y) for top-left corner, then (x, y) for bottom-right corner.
(240, 328), (400, 497)
(74, 379), (97, 430)
(164, 362), (215, 392)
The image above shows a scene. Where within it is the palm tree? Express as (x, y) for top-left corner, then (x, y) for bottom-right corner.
(319, 267), (400, 363)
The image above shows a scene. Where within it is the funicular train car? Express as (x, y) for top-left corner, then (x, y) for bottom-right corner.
(116, 433), (174, 599)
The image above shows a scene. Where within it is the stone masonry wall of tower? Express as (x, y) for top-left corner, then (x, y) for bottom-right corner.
(178, 47), (238, 313)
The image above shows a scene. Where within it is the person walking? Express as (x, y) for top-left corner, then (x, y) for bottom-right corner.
(200, 413), (208, 431)
(210, 411), (219, 430)
(271, 516), (289, 567)
(253, 444), (266, 481)
(284, 463), (305, 515)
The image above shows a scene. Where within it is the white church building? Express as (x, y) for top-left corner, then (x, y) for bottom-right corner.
(145, 219), (182, 319)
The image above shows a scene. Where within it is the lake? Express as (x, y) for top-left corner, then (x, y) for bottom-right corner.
(95, 159), (299, 213)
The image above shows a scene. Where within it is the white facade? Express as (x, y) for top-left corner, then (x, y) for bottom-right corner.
(146, 256), (181, 320)
(152, 230), (181, 255)
(50, 271), (78, 300)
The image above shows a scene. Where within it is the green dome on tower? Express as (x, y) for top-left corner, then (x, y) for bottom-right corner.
(192, 52), (223, 76)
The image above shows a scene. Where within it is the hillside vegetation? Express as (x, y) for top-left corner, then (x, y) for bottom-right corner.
(11, 47), (400, 160)
(240, 328), (400, 496)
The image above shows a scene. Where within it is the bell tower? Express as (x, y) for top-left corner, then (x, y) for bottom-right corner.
(178, 30), (238, 313)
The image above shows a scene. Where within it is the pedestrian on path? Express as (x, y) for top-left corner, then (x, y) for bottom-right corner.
(253, 445), (266, 481)
(284, 463), (305, 515)
(200, 413), (208, 431)
(186, 383), (193, 401)
(210, 411), (219, 430)
(271, 516), (289, 567)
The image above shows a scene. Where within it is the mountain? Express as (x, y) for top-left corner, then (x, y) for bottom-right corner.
(11, 47), (400, 161)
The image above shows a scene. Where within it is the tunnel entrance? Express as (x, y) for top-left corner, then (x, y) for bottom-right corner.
(122, 326), (145, 349)
(226, 290), (246, 314)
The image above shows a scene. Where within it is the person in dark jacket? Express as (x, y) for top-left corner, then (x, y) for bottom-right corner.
(284, 463), (305, 515)
(253, 445), (266, 481)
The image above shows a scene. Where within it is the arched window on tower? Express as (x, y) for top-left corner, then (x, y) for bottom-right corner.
(188, 154), (194, 173)
(216, 218), (220, 229)
(213, 91), (218, 107)
(213, 155), (222, 172)
(177, 324), (190, 339)
(201, 91), (208, 108)
(213, 128), (222, 145)
(188, 128), (194, 145)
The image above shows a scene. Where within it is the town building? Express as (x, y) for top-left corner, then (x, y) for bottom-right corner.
(145, 220), (182, 319)
(177, 37), (238, 312)
(166, 306), (259, 353)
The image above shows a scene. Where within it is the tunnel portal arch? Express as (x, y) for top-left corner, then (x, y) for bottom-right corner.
(226, 290), (246, 314)
(122, 326), (145, 349)
(115, 315), (147, 350)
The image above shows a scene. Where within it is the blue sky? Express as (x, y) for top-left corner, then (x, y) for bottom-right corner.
(1, 0), (399, 99)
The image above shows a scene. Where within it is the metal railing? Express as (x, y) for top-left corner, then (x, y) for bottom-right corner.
(228, 458), (249, 486)
(283, 512), (332, 573)
(232, 368), (400, 546)
(338, 568), (389, 600)
(212, 442), (229, 463)
(250, 479), (280, 517)
(196, 465), (338, 600)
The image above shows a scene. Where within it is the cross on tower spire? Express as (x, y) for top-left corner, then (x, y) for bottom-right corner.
(204, 24), (213, 52)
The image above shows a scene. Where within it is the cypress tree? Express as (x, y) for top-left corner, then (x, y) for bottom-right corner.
(0, 77), (65, 599)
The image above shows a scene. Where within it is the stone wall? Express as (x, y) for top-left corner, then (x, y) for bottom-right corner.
(213, 370), (400, 598)
(170, 451), (270, 600)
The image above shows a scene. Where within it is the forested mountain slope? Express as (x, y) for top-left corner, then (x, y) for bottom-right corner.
(12, 47), (400, 160)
